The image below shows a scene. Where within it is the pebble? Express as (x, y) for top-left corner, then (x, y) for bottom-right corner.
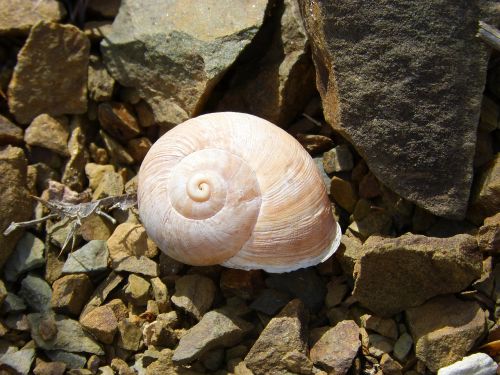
(51, 274), (94, 316)
(150, 277), (169, 312)
(127, 137), (152, 163)
(88, 55), (115, 102)
(79, 215), (115, 241)
(330, 176), (358, 213)
(380, 354), (403, 375)
(45, 350), (87, 369)
(61, 123), (88, 191)
(92, 170), (124, 200)
(112, 255), (159, 277)
(468, 153), (500, 224)
(323, 144), (354, 173)
(80, 272), (124, 319)
(406, 295), (486, 371)
(348, 210), (393, 239)
(360, 314), (398, 340)
(0, 0), (65, 35)
(85, 163), (115, 190)
(249, 288), (291, 315)
(107, 222), (157, 261)
(19, 273), (52, 313)
(310, 320), (361, 375)
(33, 359), (67, 375)
(220, 269), (265, 300)
(437, 353), (497, 375)
(1, 292), (26, 314)
(477, 212), (500, 252)
(366, 333), (394, 357)
(106, 299), (129, 322)
(80, 305), (118, 344)
(0, 114), (23, 145)
(296, 134), (334, 154)
(266, 268), (326, 312)
(4, 232), (45, 281)
(116, 318), (143, 351)
(62, 240), (109, 274)
(24, 114), (69, 156)
(100, 130), (135, 165)
(98, 101), (141, 142)
(0, 348), (35, 374)
(143, 311), (178, 347)
(314, 156), (332, 194)
(28, 313), (104, 355)
(245, 299), (308, 375)
(325, 280), (349, 308)
(171, 274), (216, 320)
(173, 309), (253, 364)
(124, 274), (150, 306)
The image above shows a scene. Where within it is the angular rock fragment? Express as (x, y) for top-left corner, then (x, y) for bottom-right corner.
(478, 213), (500, 252)
(245, 299), (308, 375)
(171, 274), (216, 320)
(51, 274), (94, 316)
(468, 154), (500, 224)
(4, 232), (45, 281)
(101, 0), (269, 127)
(406, 295), (486, 371)
(8, 21), (90, 124)
(62, 240), (109, 274)
(353, 233), (482, 316)
(0, 348), (35, 374)
(19, 273), (52, 313)
(300, 0), (496, 218)
(0, 0), (65, 35)
(80, 305), (118, 344)
(0, 114), (23, 145)
(24, 114), (69, 156)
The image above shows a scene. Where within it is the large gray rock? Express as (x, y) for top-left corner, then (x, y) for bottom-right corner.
(8, 21), (90, 124)
(101, 0), (269, 127)
(352, 234), (482, 316)
(216, 0), (316, 127)
(299, 0), (498, 219)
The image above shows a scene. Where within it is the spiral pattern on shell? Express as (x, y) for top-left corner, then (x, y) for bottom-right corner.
(138, 112), (341, 273)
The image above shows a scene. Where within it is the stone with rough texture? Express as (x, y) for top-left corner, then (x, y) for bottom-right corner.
(478, 213), (500, 252)
(0, 348), (35, 374)
(171, 274), (216, 320)
(24, 114), (69, 156)
(45, 351), (86, 370)
(0, 0), (65, 35)
(107, 222), (157, 261)
(19, 273), (52, 312)
(124, 274), (150, 306)
(393, 332), (413, 362)
(173, 310), (253, 364)
(0, 114), (23, 145)
(80, 305), (118, 344)
(245, 299), (308, 375)
(148, 349), (204, 375)
(88, 55), (115, 102)
(62, 122), (88, 192)
(468, 154), (500, 224)
(353, 233), (482, 316)
(51, 274), (94, 316)
(330, 176), (358, 213)
(360, 314), (398, 340)
(437, 353), (497, 375)
(112, 255), (159, 277)
(117, 318), (143, 351)
(4, 232), (45, 282)
(85, 163), (115, 191)
(8, 21), (90, 124)
(98, 101), (141, 141)
(28, 313), (104, 355)
(310, 320), (360, 375)
(216, 0), (315, 127)
(323, 145), (354, 173)
(101, 0), (269, 127)
(80, 272), (124, 319)
(33, 360), (67, 375)
(62, 240), (109, 274)
(406, 295), (486, 372)
(300, 0), (497, 219)
(0, 146), (32, 269)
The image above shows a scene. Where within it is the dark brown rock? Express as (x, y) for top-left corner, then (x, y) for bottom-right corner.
(8, 21), (90, 124)
(296, 134), (334, 154)
(310, 320), (360, 375)
(353, 233), (482, 316)
(245, 299), (308, 375)
(406, 295), (486, 371)
(300, 0), (497, 219)
(97, 102), (141, 141)
(51, 274), (94, 316)
(220, 269), (265, 300)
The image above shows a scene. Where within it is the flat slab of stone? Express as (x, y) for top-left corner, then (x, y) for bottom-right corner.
(300, 0), (497, 219)
(101, 0), (269, 127)
(352, 234), (482, 316)
(8, 21), (90, 124)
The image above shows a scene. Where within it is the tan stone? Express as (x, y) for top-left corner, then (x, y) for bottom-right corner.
(107, 223), (157, 262)
(80, 305), (118, 344)
(0, 0), (65, 35)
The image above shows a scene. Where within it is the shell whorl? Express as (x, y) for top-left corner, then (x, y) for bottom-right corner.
(138, 112), (341, 272)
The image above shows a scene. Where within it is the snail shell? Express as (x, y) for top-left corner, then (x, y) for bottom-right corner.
(137, 112), (341, 273)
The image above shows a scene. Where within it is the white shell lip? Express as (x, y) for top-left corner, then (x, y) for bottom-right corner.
(221, 222), (342, 273)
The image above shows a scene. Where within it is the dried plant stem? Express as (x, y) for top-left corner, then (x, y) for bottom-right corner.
(477, 21), (500, 51)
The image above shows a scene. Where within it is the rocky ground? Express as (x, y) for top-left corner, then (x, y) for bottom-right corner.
(0, 0), (499, 374)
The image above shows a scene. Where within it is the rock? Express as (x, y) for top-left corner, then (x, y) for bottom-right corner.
(266, 268), (325, 312)
(51, 274), (94, 316)
(245, 299), (308, 375)
(107, 222), (157, 261)
(296, 134), (334, 154)
(437, 353), (497, 375)
(80, 305), (118, 344)
(62, 240), (109, 274)
(101, 0), (269, 127)
(124, 274), (150, 306)
(88, 0), (121, 18)
(406, 295), (486, 372)
(8, 21), (90, 124)
(143, 311), (178, 347)
(98, 101), (141, 141)
(0, 114), (23, 145)
(310, 320), (360, 375)
(92, 170), (124, 200)
(360, 314), (398, 340)
(0, 146), (32, 269)
(170, 274), (215, 320)
(220, 269), (265, 300)
(173, 309), (253, 364)
(62, 123), (88, 192)
(336, 234), (364, 280)
(45, 350), (87, 369)
(323, 145), (354, 173)
(4, 232), (45, 282)
(19, 273), (52, 312)
(127, 137), (152, 163)
(112, 255), (159, 277)
(325, 280), (348, 308)
(353, 233), (482, 316)
(44, 246), (65, 285)
(88, 55), (115, 102)
(0, 280), (6, 306)
(300, 0), (496, 219)
(216, 0), (315, 127)
(100, 130), (135, 165)
(147, 349), (204, 375)
(348, 210), (393, 240)
(282, 349), (314, 375)
(359, 173), (382, 199)
(0, 348), (35, 374)
(1, 293), (27, 314)
(85, 163), (114, 191)
(250, 288), (291, 316)
(365, 333), (393, 357)
(111, 358), (135, 375)
(380, 354), (403, 375)
(24, 114), (69, 156)
(314, 157), (332, 195)
(4, 313), (30, 331)
(106, 299), (128, 322)
(478, 213), (500, 252)
(468, 154), (500, 224)
(0, 0), (65, 35)
(28, 313), (104, 355)
(79, 215), (115, 241)
(479, 96), (498, 132)
(80, 272), (124, 319)
(330, 176), (358, 213)
(33, 359), (67, 375)
(150, 277), (169, 311)
(116, 318), (143, 351)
